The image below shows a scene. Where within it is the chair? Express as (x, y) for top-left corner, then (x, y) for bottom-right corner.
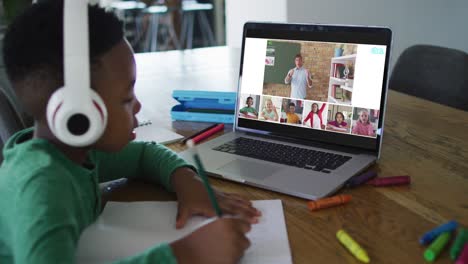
(180, 0), (215, 49)
(109, 1), (147, 52)
(143, 5), (180, 52)
(0, 87), (26, 164)
(389, 45), (468, 111)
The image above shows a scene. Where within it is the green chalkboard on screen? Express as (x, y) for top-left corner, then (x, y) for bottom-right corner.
(264, 40), (301, 84)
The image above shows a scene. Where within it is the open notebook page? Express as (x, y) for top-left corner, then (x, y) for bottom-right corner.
(134, 121), (183, 145)
(76, 200), (292, 264)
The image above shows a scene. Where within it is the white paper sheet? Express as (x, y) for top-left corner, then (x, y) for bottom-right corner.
(76, 200), (292, 264)
(134, 124), (183, 145)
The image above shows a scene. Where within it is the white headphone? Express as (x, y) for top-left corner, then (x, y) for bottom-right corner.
(46, 0), (108, 147)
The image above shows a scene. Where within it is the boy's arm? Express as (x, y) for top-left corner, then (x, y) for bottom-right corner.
(319, 103), (326, 113)
(285, 69), (292, 84)
(14, 169), (179, 264)
(14, 169), (86, 264)
(95, 141), (193, 191)
(303, 112), (311, 123)
(112, 243), (177, 264)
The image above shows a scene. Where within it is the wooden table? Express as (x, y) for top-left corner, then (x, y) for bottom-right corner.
(110, 46), (468, 264)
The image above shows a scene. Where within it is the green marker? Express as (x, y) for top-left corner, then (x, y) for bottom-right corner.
(424, 232), (451, 262)
(187, 140), (223, 217)
(450, 228), (468, 260)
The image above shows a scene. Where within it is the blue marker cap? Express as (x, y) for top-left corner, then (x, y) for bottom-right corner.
(419, 220), (458, 245)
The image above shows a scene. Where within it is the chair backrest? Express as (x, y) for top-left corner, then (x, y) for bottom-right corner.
(389, 45), (468, 111)
(0, 87), (25, 164)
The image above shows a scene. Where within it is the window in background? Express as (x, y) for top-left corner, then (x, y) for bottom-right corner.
(102, 0), (225, 53)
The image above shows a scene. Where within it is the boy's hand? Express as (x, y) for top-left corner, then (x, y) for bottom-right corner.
(171, 168), (261, 229)
(170, 217), (251, 264)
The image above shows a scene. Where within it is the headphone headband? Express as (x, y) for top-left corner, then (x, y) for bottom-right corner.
(46, 0), (108, 147)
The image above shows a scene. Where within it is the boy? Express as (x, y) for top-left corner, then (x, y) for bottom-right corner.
(0, 2), (260, 263)
(286, 103), (301, 124)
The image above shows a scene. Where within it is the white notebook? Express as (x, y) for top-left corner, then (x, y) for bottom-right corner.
(76, 200), (292, 264)
(134, 121), (184, 145)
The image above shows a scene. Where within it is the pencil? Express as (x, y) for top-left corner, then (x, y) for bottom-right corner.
(187, 140), (223, 217)
(182, 124), (219, 144)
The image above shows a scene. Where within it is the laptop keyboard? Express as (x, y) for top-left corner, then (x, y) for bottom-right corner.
(212, 137), (352, 173)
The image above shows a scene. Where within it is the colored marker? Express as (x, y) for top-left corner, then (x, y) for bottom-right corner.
(456, 244), (468, 264)
(419, 220), (458, 245)
(182, 123), (219, 144)
(191, 123), (225, 144)
(424, 232), (452, 262)
(187, 140), (222, 217)
(366, 176), (410, 187)
(451, 229), (468, 260)
(336, 229), (370, 263)
(307, 194), (352, 211)
(346, 171), (377, 188)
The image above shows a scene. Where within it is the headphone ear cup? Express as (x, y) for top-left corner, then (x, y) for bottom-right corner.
(46, 87), (108, 147)
(89, 89), (108, 131)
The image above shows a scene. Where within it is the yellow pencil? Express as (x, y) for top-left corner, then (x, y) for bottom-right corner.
(336, 229), (370, 263)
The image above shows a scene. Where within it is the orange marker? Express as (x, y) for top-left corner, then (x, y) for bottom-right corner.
(307, 194), (352, 211)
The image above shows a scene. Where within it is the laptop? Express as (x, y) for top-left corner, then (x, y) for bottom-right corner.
(179, 22), (392, 200)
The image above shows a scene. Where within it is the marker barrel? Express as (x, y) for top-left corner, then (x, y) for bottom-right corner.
(367, 176), (410, 186)
(420, 220), (458, 245)
(346, 171), (377, 188)
(451, 228), (468, 260)
(307, 194), (352, 211)
(191, 124), (224, 144)
(455, 244), (468, 264)
(424, 232), (451, 262)
(336, 229), (370, 263)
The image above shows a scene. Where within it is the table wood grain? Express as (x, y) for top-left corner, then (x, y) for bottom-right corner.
(107, 47), (468, 264)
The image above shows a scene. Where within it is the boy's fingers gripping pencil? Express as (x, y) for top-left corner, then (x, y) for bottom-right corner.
(187, 140), (223, 217)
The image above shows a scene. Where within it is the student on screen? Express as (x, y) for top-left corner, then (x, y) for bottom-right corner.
(284, 54), (313, 99)
(261, 98), (279, 121)
(352, 110), (376, 137)
(327, 112), (349, 132)
(286, 103), (301, 124)
(303, 103), (326, 129)
(239, 96), (258, 119)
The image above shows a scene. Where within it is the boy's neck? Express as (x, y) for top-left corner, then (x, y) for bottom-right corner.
(33, 122), (91, 165)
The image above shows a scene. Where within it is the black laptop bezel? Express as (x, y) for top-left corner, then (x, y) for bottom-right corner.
(235, 22), (392, 154)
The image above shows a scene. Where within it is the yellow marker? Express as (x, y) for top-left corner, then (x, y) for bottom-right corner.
(336, 229), (370, 263)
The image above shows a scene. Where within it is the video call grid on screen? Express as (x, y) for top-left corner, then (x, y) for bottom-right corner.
(237, 37), (387, 139)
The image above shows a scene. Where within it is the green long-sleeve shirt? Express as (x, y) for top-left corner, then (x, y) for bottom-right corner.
(0, 128), (191, 263)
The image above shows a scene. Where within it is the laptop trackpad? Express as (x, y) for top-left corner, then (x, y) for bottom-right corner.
(217, 159), (279, 180)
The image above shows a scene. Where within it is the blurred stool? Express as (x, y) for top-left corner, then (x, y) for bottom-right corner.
(180, 0), (215, 49)
(109, 1), (147, 51)
(143, 5), (183, 52)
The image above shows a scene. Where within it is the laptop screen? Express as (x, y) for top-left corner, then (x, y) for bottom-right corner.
(236, 23), (392, 152)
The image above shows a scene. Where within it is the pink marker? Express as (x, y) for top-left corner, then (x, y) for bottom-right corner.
(367, 175), (411, 187)
(456, 244), (468, 264)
